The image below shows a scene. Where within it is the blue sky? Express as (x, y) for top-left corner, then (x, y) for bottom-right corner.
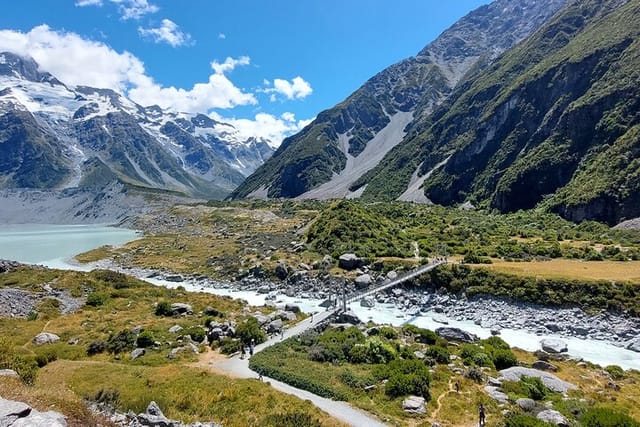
(0, 0), (488, 143)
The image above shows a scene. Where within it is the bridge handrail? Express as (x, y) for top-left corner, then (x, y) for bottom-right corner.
(344, 260), (444, 304)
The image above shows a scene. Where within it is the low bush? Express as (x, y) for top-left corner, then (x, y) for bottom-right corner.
(136, 331), (156, 348)
(504, 414), (554, 426)
(493, 349), (518, 370)
(580, 407), (640, 427)
(86, 292), (109, 307)
(219, 337), (242, 355)
(107, 330), (137, 354)
(605, 365), (625, 380)
(260, 412), (322, 427)
(182, 326), (205, 343)
(236, 317), (267, 345)
(87, 340), (107, 356)
(425, 346), (450, 364)
(155, 301), (174, 316)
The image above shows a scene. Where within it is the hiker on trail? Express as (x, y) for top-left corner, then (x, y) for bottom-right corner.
(240, 345), (246, 360)
(280, 329), (284, 340)
(311, 312), (314, 322)
(455, 379), (460, 393)
(249, 339), (255, 356)
(479, 403), (486, 426)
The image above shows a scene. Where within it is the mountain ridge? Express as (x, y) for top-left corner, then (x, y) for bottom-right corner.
(0, 51), (274, 199)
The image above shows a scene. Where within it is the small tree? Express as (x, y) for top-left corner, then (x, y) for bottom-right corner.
(236, 317), (266, 345)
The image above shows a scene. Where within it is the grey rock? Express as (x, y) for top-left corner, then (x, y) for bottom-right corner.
(402, 395), (426, 414)
(536, 409), (569, 426)
(355, 274), (372, 289)
(484, 385), (508, 403)
(279, 310), (297, 321)
(284, 303), (301, 313)
(487, 376), (502, 387)
(338, 310), (361, 325)
(414, 351), (425, 360)
(267, 319), (283, 333)
(516, 398), (536, 412)
(32, 332), (60, 345)
(275, 262), (288, 280)
(386, 270), (398, 280)
(626, 337), (640, 353)
(338, 253), (363, 270)
(541, 338), (568, 354)
(12, 411), (67, 427)
(360, 296), (375, 308)
(164, 274), (183, 282)
(498, 367), (577, 393)
(168, 325), (183, 334)
(0, 398), (32, 425)
(208, 327), (224, 341)
(532, 360), (558, 372)
(171, 303), (193, 314)
(0, 369), (19, 379)
(131, 348), (146, 360)
(252, 313), (270, 326)
(435, 327), (478, 343)
(545, 323), (561, 332)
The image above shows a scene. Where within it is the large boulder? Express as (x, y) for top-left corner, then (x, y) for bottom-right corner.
(137, 401), (171, 426)
(338, 310), (361, 325)
(171, 303), (193, 315)
(532, 360), (558, 372)
(360, 296), (375, 308)
(540, 338), (568, 354)
(130, 348), (146, 360)
(275, 262), (289, 280)
(32, 332), (60, 346)
(168, 325), (183, 334)
(284, 303), (301, 313)
(516, 398), (537, 412)
(498, 367), (577, 393)
(402, 396), (426, 414)
(435, 327), (478, 343)
(484, 386), (508, 403)
(252, 313), (270, 326)
(536, 409), (569, 426)
(354, 274), (372, 289)
(338, 253), (364, 270)
(0, 397), (67, 427)
(267, 319), (283, 333)
(626, 337), (640, 353)
(0, 369), (19, 379)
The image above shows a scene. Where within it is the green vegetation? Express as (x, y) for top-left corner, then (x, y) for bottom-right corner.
(425, 265), (640, 315)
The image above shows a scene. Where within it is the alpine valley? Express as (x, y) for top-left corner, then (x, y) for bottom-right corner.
(232, 0), (640, 227)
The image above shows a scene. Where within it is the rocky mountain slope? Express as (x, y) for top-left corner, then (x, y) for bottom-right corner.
(0, 52), (274, 199)
(233, 0), (640, 226)
(231, 0), (568, 200)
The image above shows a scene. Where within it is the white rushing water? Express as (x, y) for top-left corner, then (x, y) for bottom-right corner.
(2, 224), (639, 371)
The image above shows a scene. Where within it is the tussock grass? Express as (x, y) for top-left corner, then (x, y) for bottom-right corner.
(484, 259), (640, 282)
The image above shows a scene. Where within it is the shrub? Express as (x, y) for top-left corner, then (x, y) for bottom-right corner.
(261, 412), (322, 427)
(465, 366), (483, 383)
(136, 331), (156, 348)
(86, 292), (108, 307)
(236, 317), (267, 345)
(34, 347), (58, 367)
(92, 270), (131, 289)
(425, 346), (450, 364)
(219, 337), (241, 355)
(520, 376), (548, 401)
(504, 414), (554, 427)
(604, 365), (625, 380)
(87, 340), (107, 356)
(348, 344), (370, 364)
(483, 336), (511, 350)
(379, 326), (398, 340)
(183, 326), (206, 343)
(107, 330), (136, 354)
(27, 310), (38, 321)
(580, 408), (640, 427)
(155, 301), (174, 316)
(493, 349), (518, 370)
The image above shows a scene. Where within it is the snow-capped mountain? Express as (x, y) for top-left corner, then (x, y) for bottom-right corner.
(0, 52), (274, 198)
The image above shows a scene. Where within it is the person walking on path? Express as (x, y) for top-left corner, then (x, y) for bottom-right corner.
(478, 403), (486, 426)
(240, 345), (246, 360)
(280, 329), (284, 340)
(455, 379), (460, 393)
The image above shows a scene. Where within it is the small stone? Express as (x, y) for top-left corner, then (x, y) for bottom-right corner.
(32, 332), (60, 346)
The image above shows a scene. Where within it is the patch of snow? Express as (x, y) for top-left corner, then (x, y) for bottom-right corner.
(398, 155), (451, 203)
(297, 111), (414, 200)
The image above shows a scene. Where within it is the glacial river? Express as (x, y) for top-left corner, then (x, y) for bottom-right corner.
(1, 224), (639, 370)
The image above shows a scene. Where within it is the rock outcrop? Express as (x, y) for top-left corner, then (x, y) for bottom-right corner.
(0, 397), (67, 427)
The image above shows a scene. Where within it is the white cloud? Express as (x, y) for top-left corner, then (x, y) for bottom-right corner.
(211, 56), (250, 75)
(212, 111), (314, 147)
(75, 0), (103, 6)
(75, 0), (158, 20)
(263, 76), (313, 100)
(218, 33), (226, 40)
(138, 19), (192, 47)
(0, 25), (256, 111)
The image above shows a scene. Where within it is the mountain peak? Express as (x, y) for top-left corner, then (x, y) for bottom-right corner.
(0, 51), (63, 86)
